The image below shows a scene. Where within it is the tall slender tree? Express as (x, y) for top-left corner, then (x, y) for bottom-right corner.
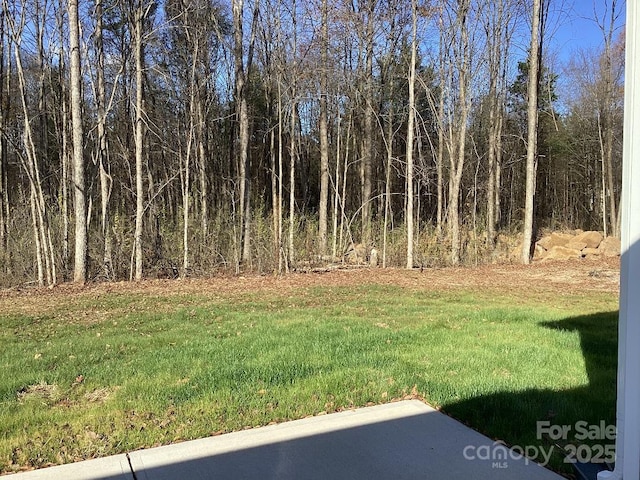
(596, 0), (622, 237)
(317, 0), (329, 255)
(405, 0), (418, 269)
(133, 1), (147, 281)
(522, 0), (541, 264)
(5, 0), (56, 286)
(482, 0), (512, 249)
(93, 0), (114, 280)
(55, 0), (70, 278)
(447, 0), (472, 265)
(68, 0), (87, 283)
(288, 0), (298, 266)
(232, 0), (259, 265)
(0, 7), (6, 252)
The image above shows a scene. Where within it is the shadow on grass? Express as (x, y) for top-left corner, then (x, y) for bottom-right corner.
(441, 310), (618, 476)
(111, 311), (615, 480)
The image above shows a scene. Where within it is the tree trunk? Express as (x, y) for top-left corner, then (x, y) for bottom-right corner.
(601, 0), (619, 237)
(318, 0), (329, 255)
(278, 77), (284, 272)
(597, 111), (608, 237)
(55, 3), (70, 279)
(270, 125), (278, 270)
(435, 10), (448, 241)
(0, 9), (6, 252)
(448, 0), (471, 266)
(239, 103), (252, 265)
(605, 125), (616, 236)
(69, 0), (87, 283)
(288, 101), (297, 266)
(522, 0), (541, 265)
(332, 114), (341, 259)
(487, 93), (497, 248)
(233, 0), (254, 265)
(196, 95), (208, 237)
(485, 0), (500, 250)
(30, 190), (44, 285)
(361, 0), (375, 245)
(287, 0), (298, 267)
(181, 144), (191, 275)
(494, 5), (511, 236)
(382, 64), (394, 268)
(134, 3), (145, 281)
(405, 0), (417, 269)
(94, 0), (113, 280)
(14, 47), (56, 285)
(182, 28), (205, 277)
(6, 5), (56, 286)
(35, 1), (48, 202)
(495, 108), (503, 230)
(436, 85), (445, 240)
(339, 117), (352, 256)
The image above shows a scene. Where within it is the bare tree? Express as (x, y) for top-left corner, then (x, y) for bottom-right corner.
(5, 0), (56, 286)
(522, 0), (541, 264)
(317, 0), (329, 255)
(434, 6), (451, 240)
(93, 0), (114, 280)
(361, 0), (375, 246)
(274, 1), (286, 272)
(68, 0), (87, 283)
(381, 15), (398, 269)
(277, 65), (285, 272)
(595, 0), (622, 237)
(288, 0), (298, 266)
(264, 0), (286, 273)
(133, 1), (149, 281)
(405, 0), (418, 269)
(0, 7), (7, 252)
(196, 83), (208, 238)
(332, 110), (343, 260)
(482, 0), (512, 249)
(181, 41), (199, 276)
(53, 0), (71, 278)
(232, 0), (258, 265)
(447, 0), (472, 265)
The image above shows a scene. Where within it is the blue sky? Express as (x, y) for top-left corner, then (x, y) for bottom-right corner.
(551, 0), (626, 62)
(544, 1), (626, 109)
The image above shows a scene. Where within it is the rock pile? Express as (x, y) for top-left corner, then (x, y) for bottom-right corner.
(535, 231), (620, 261)
(344, 243), (379, 266)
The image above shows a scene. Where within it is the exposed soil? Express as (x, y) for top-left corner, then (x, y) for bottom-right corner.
(0, 258), (620, 315)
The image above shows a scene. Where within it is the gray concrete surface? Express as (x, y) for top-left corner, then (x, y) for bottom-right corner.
(6, 400), (564, 479)
(3, 454), (133, 480)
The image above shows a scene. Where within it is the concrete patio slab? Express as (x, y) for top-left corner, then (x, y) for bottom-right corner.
(6, 400), (564, 480)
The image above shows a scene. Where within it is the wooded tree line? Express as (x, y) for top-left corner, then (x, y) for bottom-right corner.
(0, 0), (624, 286)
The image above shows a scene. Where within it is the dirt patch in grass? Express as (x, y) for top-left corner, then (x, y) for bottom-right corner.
(17, 382), (61, 404)
(82, 387), (116, 404)
(0, 258), (619, 317)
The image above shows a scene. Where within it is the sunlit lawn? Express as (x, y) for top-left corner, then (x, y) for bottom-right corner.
(0, 282), (618, 474)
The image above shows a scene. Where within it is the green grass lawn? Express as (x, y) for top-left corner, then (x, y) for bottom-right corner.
(0, 280), (618, 474)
